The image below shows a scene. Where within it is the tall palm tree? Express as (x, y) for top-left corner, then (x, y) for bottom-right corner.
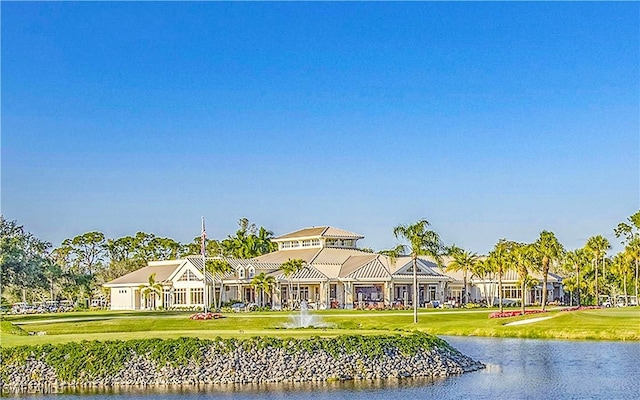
(206, 259), (233, 310)
(488, 239), (512, 313)
(251, 272), (276, 307)
(564, 249), (587, 306)
(393, 219), (444, 323)
(612, 252), (632, 306)
(446, 245), (479, 306)
(139, 273), (163, 310)
(585, 235), (611, 305)
(626, 237), (640, 304)
(471, 258), (494, 306)
(281, 258), (306, 308)
(534, 231), (565, 311)
(513, 242), (536, 315)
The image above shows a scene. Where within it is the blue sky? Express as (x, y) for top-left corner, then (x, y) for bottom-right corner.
(2, 2), (638, 254)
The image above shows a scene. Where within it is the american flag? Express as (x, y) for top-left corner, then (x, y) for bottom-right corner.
(201, 217), (206, 257)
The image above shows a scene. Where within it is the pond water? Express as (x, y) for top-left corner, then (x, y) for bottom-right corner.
(8, 336), (640, 399)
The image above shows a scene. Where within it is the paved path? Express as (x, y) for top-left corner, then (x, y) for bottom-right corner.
(504, 316), (554, 326)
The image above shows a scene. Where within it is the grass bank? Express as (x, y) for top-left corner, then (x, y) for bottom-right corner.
(2, 307), (638, 347)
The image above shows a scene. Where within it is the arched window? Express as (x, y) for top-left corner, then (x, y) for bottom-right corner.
(238, 267), (245, 279)
(248, 266), (256, 279)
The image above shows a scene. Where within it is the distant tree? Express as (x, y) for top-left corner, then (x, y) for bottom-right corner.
(585, 235), (611, 305)
(446, 245), (479, 305)
(513, 242), (537, 315)
(562, 249), (588, 306)
(281, 258), (306, 307)
(488, 239), (512, 313)
(393, 219), (444, 323)
(251, 272), (276, 307)
(611, 252), (632, 306)
(222, 218), (276, 258)
(534, 231), (565, 311)
(61, 231), (107, 276)
(206, 259), (233, 310)
(0, 216), (51, 302)
(625, 237), (640, 303)
(138, 273), (163, 310)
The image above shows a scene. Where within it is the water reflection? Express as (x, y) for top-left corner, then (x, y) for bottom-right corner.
(6, 337), (640, 399)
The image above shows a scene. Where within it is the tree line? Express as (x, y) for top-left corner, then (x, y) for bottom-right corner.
(2, 212), (639, 313)
(0, 217), (276, 306)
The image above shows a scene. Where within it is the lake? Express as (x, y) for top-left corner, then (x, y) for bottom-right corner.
(7, 336), (640, 399)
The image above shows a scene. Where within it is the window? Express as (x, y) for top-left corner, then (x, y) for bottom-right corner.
(312, 239), (320, 247)
(299, 286), (309, 301)
(302, 240), (311, 247)
(178, 270), (200, 282)
(238, 267), (245, 279)
(248, 266), (255, 279)
(190, 288), (204, 305)
(502, 286), (522, 299)
(174, 288), (187, 305)
(291, 241), (300, 248)
(282, 241), (291, 249)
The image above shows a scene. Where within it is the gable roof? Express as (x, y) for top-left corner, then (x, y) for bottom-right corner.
(253, 248), (321, 264)
(273, 264), (328, 281)
(340, 255), (392, 279)
(391, 257), (448, 278)
(103, 260), (182, 286)
(274, 226), (364, 241)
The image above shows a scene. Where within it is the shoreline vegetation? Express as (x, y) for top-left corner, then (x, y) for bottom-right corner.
(0, 333), (484, 394)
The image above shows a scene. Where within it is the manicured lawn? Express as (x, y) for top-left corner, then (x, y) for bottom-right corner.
(2, 307), (638, 347)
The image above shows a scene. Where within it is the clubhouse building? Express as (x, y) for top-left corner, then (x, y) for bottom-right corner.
(104, 226), (564, 310)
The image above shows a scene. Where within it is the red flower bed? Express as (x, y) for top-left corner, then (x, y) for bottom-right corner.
(561, 306), (602, 312)
(489, 309), (548, 319)
(189, 312), (224, 320)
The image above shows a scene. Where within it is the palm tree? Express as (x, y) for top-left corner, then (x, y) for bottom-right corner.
(251, 272), (276, 307)
(488, 239), (512, 313)
(472, 258), (494, 306)
(393, 219), (444, 323)
(612, 252), (632, 306)
(564, 249), (587, 306)
(206, 259), (233, 310)
(534, 231), (565, 311)
(585, 235), (611, 305)
(513, 243), (536, 315)
(626, 237), (640, 304)
(446, 245), (479, 306)
(139, 273), (163, 310)
(281, 258), (306, 308)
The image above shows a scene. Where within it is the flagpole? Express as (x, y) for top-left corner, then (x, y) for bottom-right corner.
(201, 216), (207, 313)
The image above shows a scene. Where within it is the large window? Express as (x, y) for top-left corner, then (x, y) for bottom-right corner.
(178, 270), (200, 282)
(174, 288), (187, 305)
(299, 286), (309, 301)
(191, 288), (204, 305)
(502, 286), (522, 299)
(248, 266), (256, 279)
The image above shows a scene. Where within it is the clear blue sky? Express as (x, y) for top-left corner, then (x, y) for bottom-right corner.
(2, 2), (638, 254)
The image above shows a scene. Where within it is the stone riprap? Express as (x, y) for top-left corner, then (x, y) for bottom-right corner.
(1, 335), (484, 394)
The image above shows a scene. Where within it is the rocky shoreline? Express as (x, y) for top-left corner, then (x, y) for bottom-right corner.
(1, 335), (484, 394)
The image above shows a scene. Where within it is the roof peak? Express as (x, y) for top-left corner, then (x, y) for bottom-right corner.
(274, 226), (364, 241)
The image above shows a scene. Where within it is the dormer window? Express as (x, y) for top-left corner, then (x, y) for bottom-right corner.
(248, 266), (256, 279)
(238, 267), (245, 279)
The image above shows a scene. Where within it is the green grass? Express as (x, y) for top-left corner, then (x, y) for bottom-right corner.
(2, 307), (638, 347)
